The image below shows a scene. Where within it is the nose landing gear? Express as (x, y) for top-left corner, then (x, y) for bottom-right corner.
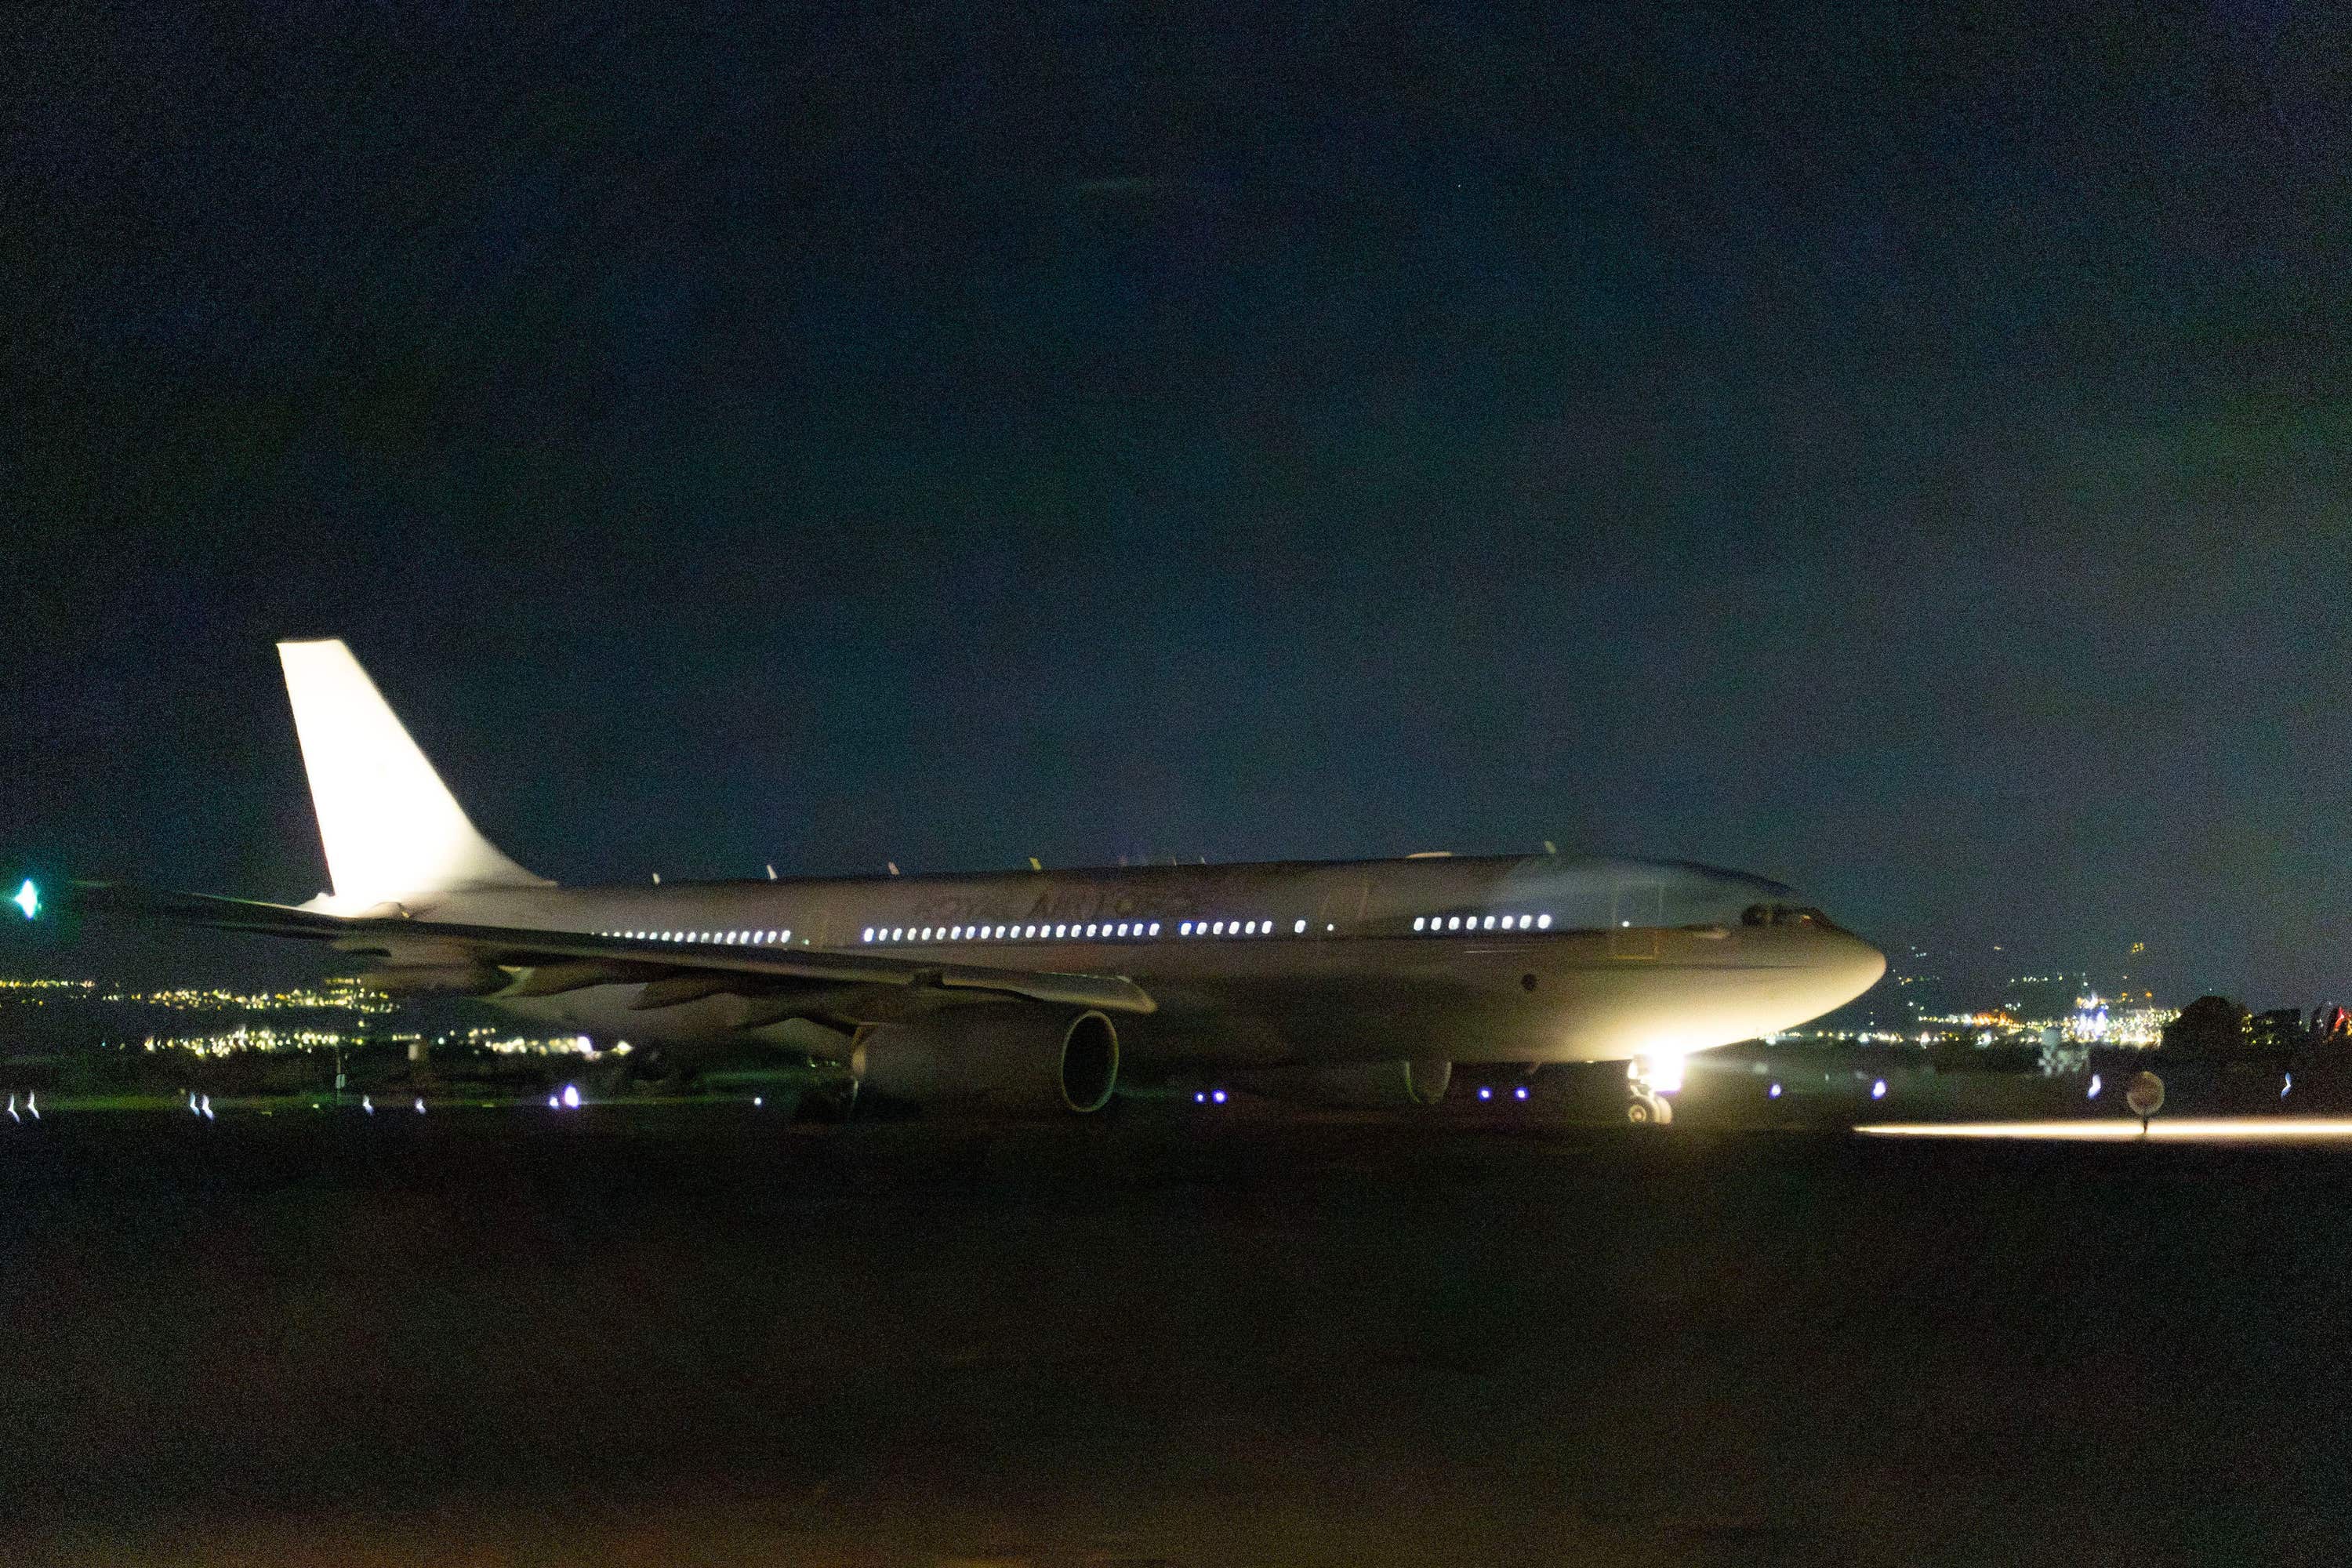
(1626, 1055), (1680, 1125)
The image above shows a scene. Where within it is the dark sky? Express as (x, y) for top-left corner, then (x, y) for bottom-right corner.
(5, 2), (2347, 1005)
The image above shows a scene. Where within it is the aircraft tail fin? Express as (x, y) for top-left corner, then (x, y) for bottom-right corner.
(276, 639), (550, 908)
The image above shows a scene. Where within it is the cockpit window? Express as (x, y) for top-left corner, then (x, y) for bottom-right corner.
(1744, 903), (1835, 929)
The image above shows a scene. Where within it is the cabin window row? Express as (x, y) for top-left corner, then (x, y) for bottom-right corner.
(1413, 913), (1552, 932)
(599, 929), (792, 945)
(856, 917), (1315, 944)
(593, 915), (1559, 948)
(862, 920), (1165, 944)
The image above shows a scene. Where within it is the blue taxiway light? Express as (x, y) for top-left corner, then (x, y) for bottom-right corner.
(12, 880), (38, 920)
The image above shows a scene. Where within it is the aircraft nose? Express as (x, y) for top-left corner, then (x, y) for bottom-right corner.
(1828, 931), (1888, 1005)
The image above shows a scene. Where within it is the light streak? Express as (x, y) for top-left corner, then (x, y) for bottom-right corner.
(1859, 1120), (2352, 1142)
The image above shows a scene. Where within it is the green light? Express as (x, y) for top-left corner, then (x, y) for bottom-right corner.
(12, 880), (38, 920)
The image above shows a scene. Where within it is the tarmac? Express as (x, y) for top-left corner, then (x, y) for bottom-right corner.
(2, 1102), (2347, 1566)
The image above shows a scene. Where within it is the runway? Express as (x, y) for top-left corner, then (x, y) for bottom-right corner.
(2, 1105), (2347, 1565)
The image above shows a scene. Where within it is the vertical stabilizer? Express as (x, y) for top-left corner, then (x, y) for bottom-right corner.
(277, 639), (550, 907)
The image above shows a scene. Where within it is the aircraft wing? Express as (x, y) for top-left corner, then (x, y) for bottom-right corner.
(71, 882), (1157, 1018)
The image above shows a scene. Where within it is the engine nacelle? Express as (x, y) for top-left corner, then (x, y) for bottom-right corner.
(1232, 1056), (1451, 1109)
(851, 1005), (1120, 1114)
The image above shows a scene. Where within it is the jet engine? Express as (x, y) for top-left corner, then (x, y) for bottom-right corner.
(851, 1005), (1120, 1114)
(1231, 1056), (1451, 1109)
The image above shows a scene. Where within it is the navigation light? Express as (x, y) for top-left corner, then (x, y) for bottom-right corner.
(1768, 1083), (1782, 1098)
(561, 1083), (581, 1109)
(12, 880), (38, 920)
(1870, 1079), (1886, 1100)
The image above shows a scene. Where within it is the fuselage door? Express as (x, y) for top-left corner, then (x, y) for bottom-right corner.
(1316, 880), (1366, 935)
(1610, 880), (1662, 958)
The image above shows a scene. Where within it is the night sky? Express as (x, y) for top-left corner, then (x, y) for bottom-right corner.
(5, 3), (2347, 1006)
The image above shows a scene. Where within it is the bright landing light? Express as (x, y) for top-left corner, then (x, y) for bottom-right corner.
(1859, 1120), (2352, 1143)
(12, 880), (38, 920)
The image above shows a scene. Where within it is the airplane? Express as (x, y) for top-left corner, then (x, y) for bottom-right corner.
(43, 638), (1886, 1122)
